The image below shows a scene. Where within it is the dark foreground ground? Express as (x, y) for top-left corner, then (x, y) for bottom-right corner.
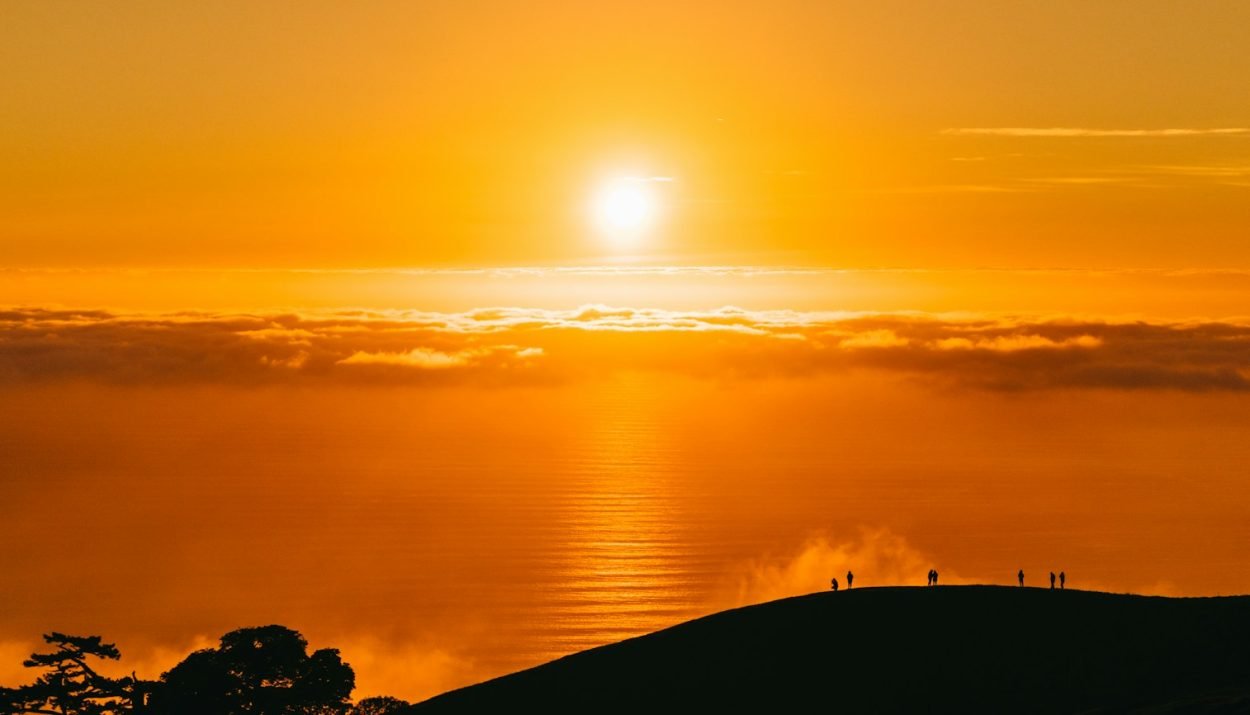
(410, 586), (1250, 714)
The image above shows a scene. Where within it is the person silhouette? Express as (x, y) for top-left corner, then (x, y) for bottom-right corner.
(847, 570), (854, 589)
(932, 570), (939, 586)
(830, 577), (839, 592)
(926, 569), (934, 586)
(1049, 571), (1056, 590)
(1017, 569), (1024, 587)
(1059, 571), (1066, 589)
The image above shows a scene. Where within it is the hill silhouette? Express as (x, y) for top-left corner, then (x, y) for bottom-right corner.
(411, 586), (1250, 713)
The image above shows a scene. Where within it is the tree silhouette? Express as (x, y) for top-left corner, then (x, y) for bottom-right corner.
(0, 633), (148, 715)
(348, 697), (410, 715)
(147, 625), (353, 715)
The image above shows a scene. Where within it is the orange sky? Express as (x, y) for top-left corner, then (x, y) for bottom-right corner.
(4, 0), (1250, 268)
(2, 1), (1250, 706)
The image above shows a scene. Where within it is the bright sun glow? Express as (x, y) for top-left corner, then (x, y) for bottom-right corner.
(592, 179), (656, 243)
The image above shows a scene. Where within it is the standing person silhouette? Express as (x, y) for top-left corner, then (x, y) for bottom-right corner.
(1018, 569), (1024, 587)
(830, 577), (839, 592)
(932, 570), (939, 586)
(846, 571), (854, 589)
(1059, 571), (1066, 589)
(1050, 572), (1056, 590)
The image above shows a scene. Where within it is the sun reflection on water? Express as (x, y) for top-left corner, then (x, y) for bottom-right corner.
(518, 379), (709, 660)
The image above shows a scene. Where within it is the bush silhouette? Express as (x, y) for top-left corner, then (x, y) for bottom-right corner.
(349, 696), (411, 715)
(148, 625), (354, 715)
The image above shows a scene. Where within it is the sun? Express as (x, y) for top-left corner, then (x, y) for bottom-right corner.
(591, 178), (657, 243)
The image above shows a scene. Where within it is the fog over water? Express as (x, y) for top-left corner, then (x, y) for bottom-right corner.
(2, 269), (1248, 701)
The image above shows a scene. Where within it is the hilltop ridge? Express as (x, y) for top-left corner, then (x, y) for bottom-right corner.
(412, 586), (1250, 713)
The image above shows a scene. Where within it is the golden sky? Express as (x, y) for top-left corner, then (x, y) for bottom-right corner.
(3, 2), (1250, 706)
(4, 0), (1250, 268)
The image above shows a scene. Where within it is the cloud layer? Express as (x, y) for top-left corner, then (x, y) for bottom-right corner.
(1, 307), (1247, 391)
(943, 127), (1250, 138)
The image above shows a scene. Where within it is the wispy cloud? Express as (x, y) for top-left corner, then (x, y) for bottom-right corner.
(1139, 165), (1250, 178)
(882, 184), (1035, 194)
(1021, 176), (1136, 185)
(8, 266), (1250, 279)
(943, 127), (1250, 138)
(2, 307), (1248, 392)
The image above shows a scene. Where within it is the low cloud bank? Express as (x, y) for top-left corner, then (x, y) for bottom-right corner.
(1, 307), (1247, 391)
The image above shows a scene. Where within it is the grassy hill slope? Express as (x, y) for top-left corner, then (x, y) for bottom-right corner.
(412, 586), (1250, 713)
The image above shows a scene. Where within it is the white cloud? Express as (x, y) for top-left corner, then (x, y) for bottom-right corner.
(717, 529), (965, 608)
